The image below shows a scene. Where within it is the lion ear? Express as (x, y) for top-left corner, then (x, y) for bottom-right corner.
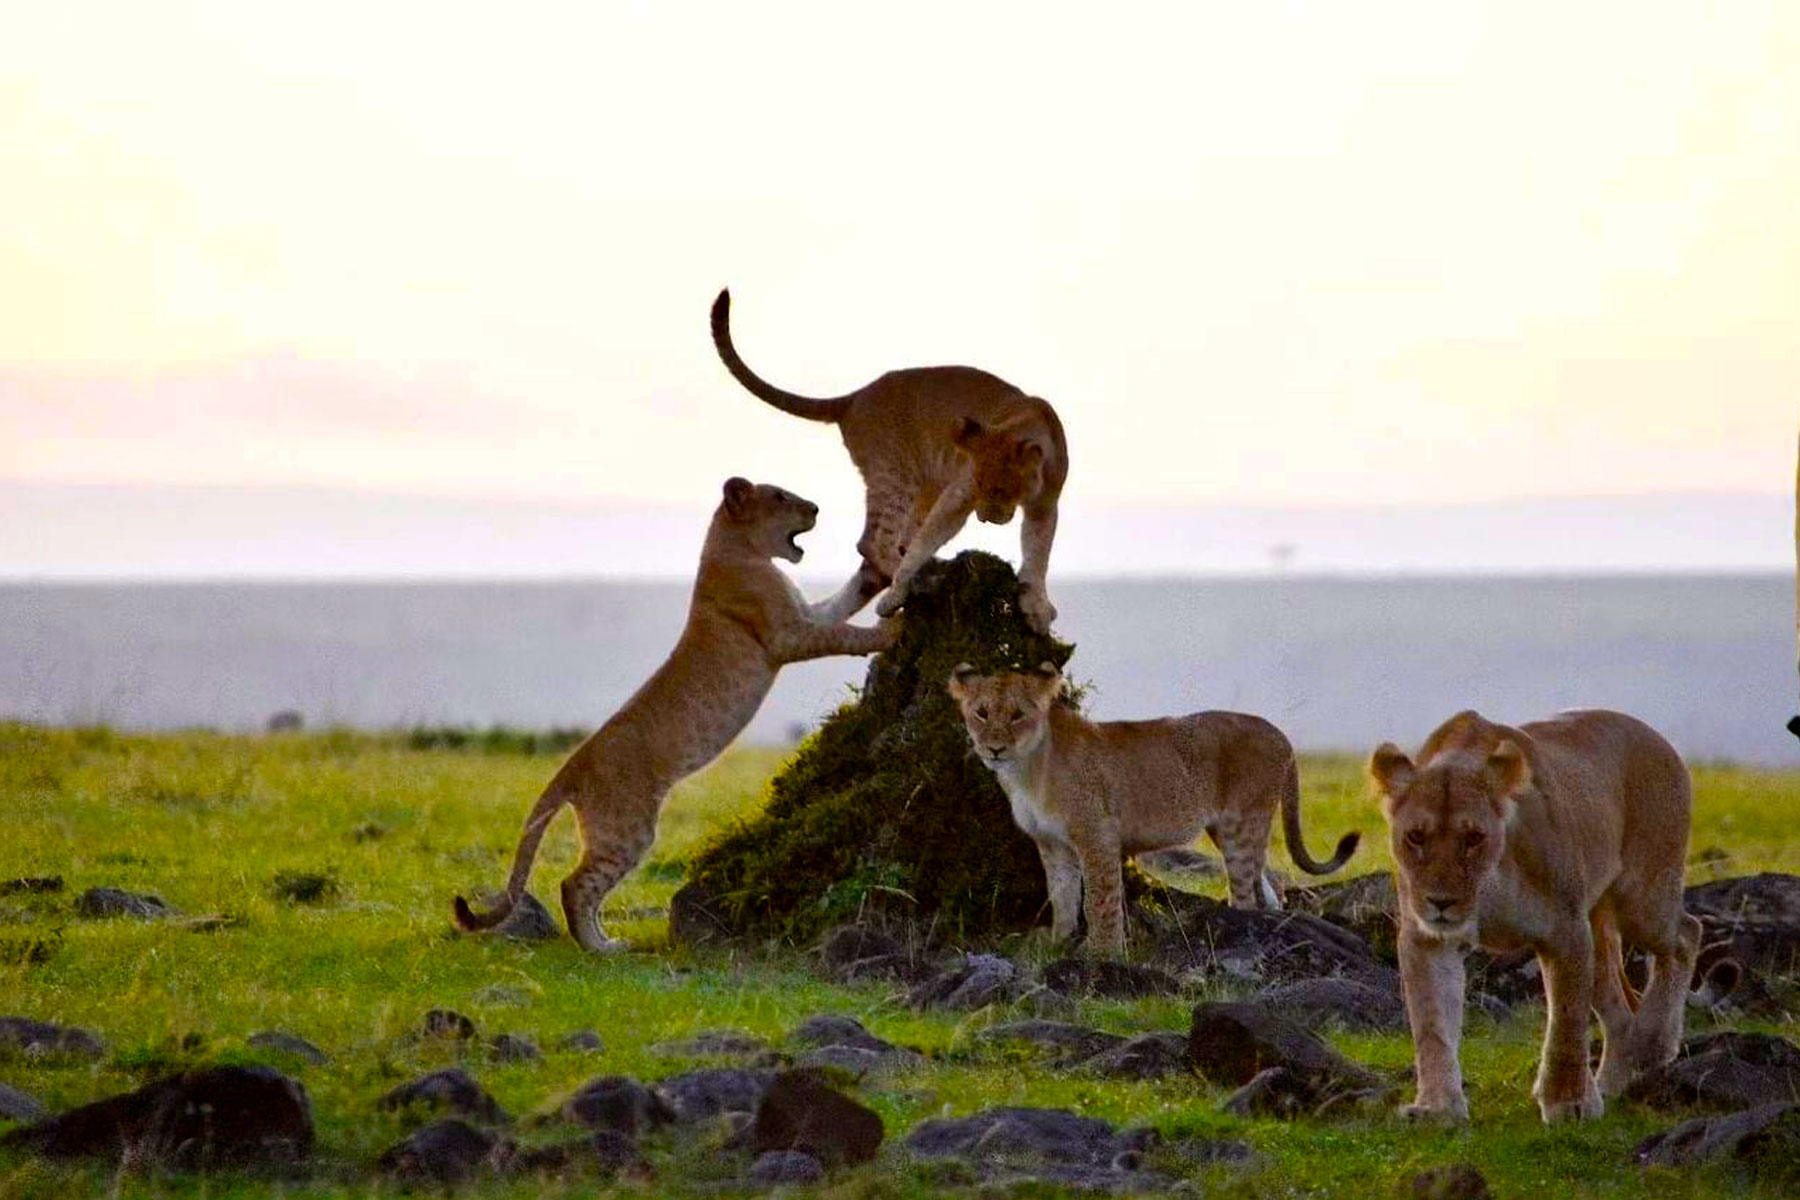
(947, 662), (979, 698)
(1015, 439), (1045, 465)
(1031, 661), (1059, 679)
(722, 476), (755, 518)
(1368, 742), (1415, 819)
(1485, 739), (1531, 822)
(953, 417), (984, 449)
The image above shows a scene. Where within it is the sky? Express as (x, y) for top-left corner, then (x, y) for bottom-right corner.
(3, 2), (1797, 574)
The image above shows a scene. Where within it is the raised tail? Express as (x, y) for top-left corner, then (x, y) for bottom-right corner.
(451, 787), (566, 933)
(710, 289), (854, 422)
(1279, 756), (1360, 876)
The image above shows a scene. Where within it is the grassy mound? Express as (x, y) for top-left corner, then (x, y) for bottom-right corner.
(672, 551), (1076, 946)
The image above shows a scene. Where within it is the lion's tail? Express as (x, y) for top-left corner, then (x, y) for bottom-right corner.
(710, 289), (854, 423)
(451, 787), (566, 932)
(1280, 755), (1360, 876)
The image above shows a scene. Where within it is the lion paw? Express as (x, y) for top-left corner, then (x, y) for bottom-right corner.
(1018, 586), (1057, 634)
(1400, 1098), (1469, 1124)
(875, 587), (909, 618)
(1538, 1092), (1603, 1124)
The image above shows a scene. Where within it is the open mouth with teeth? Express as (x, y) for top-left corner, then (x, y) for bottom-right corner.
(785, 513), (815, 559)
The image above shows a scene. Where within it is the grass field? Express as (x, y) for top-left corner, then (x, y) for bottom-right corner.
(1, 722), (1797, 1198)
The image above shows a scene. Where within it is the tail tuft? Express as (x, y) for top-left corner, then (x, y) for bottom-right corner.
(451, 893), (506, 933)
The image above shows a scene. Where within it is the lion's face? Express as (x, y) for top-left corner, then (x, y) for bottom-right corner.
(946, 663), (1061, 765)
(954, 418), (1045, 525)
(720, 477), (819, 563)
(1369, 740), (1531, 939)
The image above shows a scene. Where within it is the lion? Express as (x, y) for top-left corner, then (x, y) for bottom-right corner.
(948, 662), (1359, 957)
(711, 288), (1069, 634)
(1368, 708), (1700, 1124)
(452, 478), (896, 952)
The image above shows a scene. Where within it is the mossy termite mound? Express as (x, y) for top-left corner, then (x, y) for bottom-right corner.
(670, 551), (1075, 946)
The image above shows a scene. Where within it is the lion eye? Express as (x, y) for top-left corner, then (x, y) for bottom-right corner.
(1463, 830), (1486, 849)
(975, 706), (989, 721)
(1404, 829), (1428, 849)
(1008, 709), (1024, 723)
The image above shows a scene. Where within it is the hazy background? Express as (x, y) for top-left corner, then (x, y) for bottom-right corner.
(3, 3), (1796, 757)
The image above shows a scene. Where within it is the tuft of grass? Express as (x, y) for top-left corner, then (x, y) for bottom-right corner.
(270, 869), (340, 905)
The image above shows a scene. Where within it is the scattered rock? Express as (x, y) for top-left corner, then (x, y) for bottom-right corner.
(667, 880), (734, 947)
(1255, 976), (1409, 1033)
(1625, 1032), (1800, 1113)
(422, 1008), (477, 1040)
(489, 1033), (541, 1063)
(1464, 948), (1544, 1009)
(582, 1128), (652, 1178)
(651, 1031), (768, 1059)
(246, 1031), (328, 1066)
(0, 1016), (105, 1060)
(1686, 874), (1800, 925)
(1289, 873), (1399, 959)
(1136, 848), (1222, 879)
(0, 878), (62, 897)
(0, 1082), (46, 1123)
(905, 1106), (1167, 1192)
(559, 1030), (605, 1053)
(376, 1118), (495, 1186)
(819, 924), (934, 983)
(1189, 1002), (1387, 1117)
(908, 954), (1020, 1010)
(1140, 892), (1391, 987)
(1082, 1033), (1192, 1081)
(655, 1067), (775, 1123)
(561, 1076), (673, 1135)
(790, 1014), (899, 1055)
(379, 1068), (507, 1124)
(1633, 1103), (1800, 1181)
(979, 1020), (1126, 1066)
(1042, 957), (1183, 999)
(749, 1149), (826, 1185)
(1407, 1163), (1493, 1199)
(1, 1065), (311, 1168)
(792, 1045), (909, 1080)
(1164, 1135), (1254, 1165)
(494, 891), (560, 942)
(73, 887), (175, 920)
(746, 1070), (884, 1166)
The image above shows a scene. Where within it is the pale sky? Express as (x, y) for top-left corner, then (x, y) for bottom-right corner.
(3, 3), (1797, 567)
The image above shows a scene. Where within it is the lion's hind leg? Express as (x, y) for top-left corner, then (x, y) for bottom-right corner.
(561, 797), (656, 955)
(1591, 904), (1642, 1096)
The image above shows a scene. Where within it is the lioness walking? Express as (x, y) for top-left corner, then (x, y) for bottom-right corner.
(453, 479), (896, 952)
(1369, 709), (1700, 1124)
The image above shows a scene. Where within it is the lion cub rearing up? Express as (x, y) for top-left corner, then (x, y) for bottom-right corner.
(453, 478), (896, 953)
(1369, 709), (1700, 1125)
(712, 289), (1068, 634)
(948, 663), (1359, 957)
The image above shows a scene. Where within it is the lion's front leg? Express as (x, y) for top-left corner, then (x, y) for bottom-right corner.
(876, 479), (974, 617)
(1072, 825), (1126, 958)
(1035, 838), (1082, 943)
(1533, 927), (1605, 1124)
(1397, 928), (1470, 1123)
(1017, 502), (1059, 634)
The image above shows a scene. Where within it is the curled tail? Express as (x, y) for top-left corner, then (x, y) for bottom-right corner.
(710, 289), (854, 422)
(1280, 756), (1360, 876)
(451, 787), (566, 932)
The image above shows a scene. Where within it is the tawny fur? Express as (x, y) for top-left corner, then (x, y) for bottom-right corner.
(452, 478), (896, 953)
(1369, 709), (1699, 1125)
(711, 289), (1069, 634)
(948, 664), (1359, 958)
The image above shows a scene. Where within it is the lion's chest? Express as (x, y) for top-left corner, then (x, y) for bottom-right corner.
(990, 761), (1070, 845)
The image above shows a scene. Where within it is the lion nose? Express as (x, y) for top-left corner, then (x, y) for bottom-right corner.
(1425, 896), (1459, 917)
(984, 745), (1008, 759)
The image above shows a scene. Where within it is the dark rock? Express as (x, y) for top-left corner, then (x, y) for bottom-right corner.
(1189, 1002), (1386, 1117)
(651, 1031), (767, 1059)
(747, 1070), (884, 1166)
(750, 1149), (825, 1185)
(265, 710), (305, 734)
(0, 1082), (46, 1123)
(819, 924), (933, 983)
(489, 1033), (541, 1063)
(1288, 873), (1399, 959)
(1, 1065), (311, 1168)
(792, 1045), (901, 1080)
(1634, 1103), (1800, 1180)
(377, 1118), (495, 1186)
(559, 1029), (605, 1053)
(1082, 1033), (1192, 1081)
(1686, 873), (1800, 925)
(908, 954), (1019, 1010)
(0, 878), (62, 897)
(585, 1128), (651, 1176)
(1625, 1032), (1800, 1112)
(0, 1016), (105, 1060)
(790, 1014), (898, 1055)
(422, 1008), (477, 1040)
(1255, 976), (1409, 1033)
(246, 1031), (328, 1066)
(73, 887), (174, 920)
(668, 880), (734, 947)
(1043, 957), (1182, 1000)
(1140, 891), (1391, 986)
(1407, 1163), (1493, 1200)
(378, 1068), (507, 1124)
(905, 1106), (1169, 1191)
(1136, 848), (1222, 879)
(1465, 948), (1544, 1009)
(1165, 1135), (1254, 1165)
(654, 1067), (774, 1123)
(979, 1020), (1125, 1066)
(494, 891), (560, 942)
(270, 870), (338, 905)
(561, 1076), (673, 1135)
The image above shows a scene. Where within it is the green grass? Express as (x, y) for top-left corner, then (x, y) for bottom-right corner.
(1, 723), (1797, 1198)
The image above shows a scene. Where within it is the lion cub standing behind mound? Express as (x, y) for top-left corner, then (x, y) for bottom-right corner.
(1369, 709), (1699, 1124)
(454, 478), (895, 953)
(948, 663), (1359, 957)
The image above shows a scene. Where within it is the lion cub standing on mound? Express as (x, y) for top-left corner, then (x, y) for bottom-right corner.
(1369, 709), (1700, 1125)
(948, 663), (1359, 957)
(453, 478), (896, 953)
(712, 289), (1068, 634)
